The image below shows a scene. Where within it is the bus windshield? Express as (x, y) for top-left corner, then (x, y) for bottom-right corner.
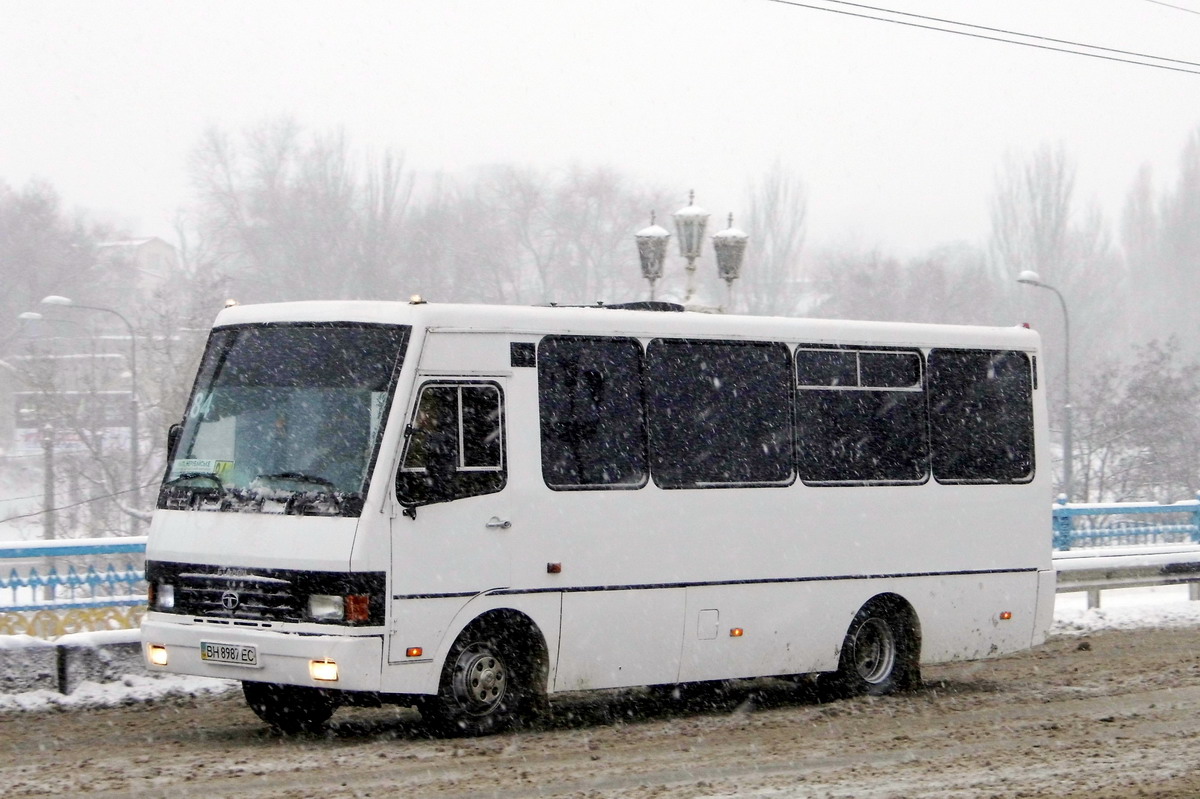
(159, 323), (410, 517)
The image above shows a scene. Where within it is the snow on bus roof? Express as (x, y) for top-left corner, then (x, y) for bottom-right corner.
(212, 301), (1040, 350)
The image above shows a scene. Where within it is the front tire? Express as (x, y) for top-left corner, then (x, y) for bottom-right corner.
(242, 681), (336, 734)
(420, 624), (529, 736)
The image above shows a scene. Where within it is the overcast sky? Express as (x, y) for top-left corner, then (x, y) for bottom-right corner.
(2, 0), (1198, 257)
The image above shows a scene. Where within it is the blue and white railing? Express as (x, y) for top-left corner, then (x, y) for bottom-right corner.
(1, 537), (147, 612)
(1051, 496), (1200, 607)
(1052, 495), (1200, 551)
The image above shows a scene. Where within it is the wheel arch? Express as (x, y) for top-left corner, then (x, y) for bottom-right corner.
(447, 607), (551, 699)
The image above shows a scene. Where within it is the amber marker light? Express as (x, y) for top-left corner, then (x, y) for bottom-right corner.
(729, 628), (744, 638)
(147, 644), (168, 666)
(406, 647), (423, 658)
(309, 659), (339, 682)
(999, 611), (1013, 621)
(345, 594), (370, 623)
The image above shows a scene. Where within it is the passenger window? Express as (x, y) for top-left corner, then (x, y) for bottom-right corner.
(397, 382), (505, 506)
(646, 339), (793, 488)
(928, 349), (1034, 484)
(795, 347), (929, 485)
(538, 336), (648, 490)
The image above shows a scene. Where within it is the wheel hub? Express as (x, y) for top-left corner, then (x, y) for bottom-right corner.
(853, 617), (897, 685)
(453, 646), (507, 713)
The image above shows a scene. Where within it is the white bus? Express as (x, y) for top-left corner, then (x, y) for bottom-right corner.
(142, 299), (1054, 735)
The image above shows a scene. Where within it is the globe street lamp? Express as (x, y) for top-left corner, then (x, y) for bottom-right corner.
(1016, 270), (1072, 500)
(40, 295), (141, 528)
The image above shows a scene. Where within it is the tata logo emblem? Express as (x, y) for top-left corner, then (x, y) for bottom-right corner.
(220, 591), (240, 611)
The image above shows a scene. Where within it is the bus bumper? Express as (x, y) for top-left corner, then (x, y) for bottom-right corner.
(141, 616), (384, 693)
(1032, 568), (1057, 646)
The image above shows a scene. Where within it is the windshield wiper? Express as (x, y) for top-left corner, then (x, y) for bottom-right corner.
(253, 472), (336, 490)
(163, 472), (224, 489)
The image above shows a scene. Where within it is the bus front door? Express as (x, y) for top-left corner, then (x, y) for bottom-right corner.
(388, 378), (512, 664)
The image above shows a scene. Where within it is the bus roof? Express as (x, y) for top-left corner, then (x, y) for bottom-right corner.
(212, 300), (1041, 351)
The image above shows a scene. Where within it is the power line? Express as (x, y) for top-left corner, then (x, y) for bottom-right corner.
(0, 479), (159, 525)
(0, 491), (46, 504)
(824, 0), (1200, 68)
(1140, 0), (1200, 16)
(765, 0), (1200, 76)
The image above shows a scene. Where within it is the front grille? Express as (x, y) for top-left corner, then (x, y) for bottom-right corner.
(177, 571), (302, 622)
(146, 560), (387, 626)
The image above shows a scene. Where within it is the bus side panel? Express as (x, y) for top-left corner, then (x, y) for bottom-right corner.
(677, 583), (847, 682)
(554, 589), (686, 692)
(678, 571), (1044, 683)
(907, 571), (1044, 662)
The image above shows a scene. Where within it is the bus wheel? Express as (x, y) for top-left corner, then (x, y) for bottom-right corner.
(422, 625), (525, 736)
(824, 602), (919, 698)
(242, 681), (336, 734)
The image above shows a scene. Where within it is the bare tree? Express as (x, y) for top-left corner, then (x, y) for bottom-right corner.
(739, 163), (807, 316)
(189, 119), (413, 302)
(1119, 128), (1200, 357)
(806, 247), (905, 321)
(991, 144), (1121, 491)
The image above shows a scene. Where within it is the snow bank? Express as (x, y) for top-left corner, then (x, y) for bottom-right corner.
(0, 673), (236, 713)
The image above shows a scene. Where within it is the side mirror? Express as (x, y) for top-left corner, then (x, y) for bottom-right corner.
(166, 423), (183, 459)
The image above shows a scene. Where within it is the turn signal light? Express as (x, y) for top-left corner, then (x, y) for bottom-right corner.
(147, 644), (168, 666)
(729, 628), (744, 638)
(345, 594), (370, 622)
(999, 611), (1013, 621)
(310, 658), (339, 682)
(406, 647), (423, 658)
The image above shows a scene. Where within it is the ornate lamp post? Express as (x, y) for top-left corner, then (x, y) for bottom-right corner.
(672, 191), (711, 304)
(637, 192), (748, 309)
(635, 212), (671, 301)
(712, 214), (748, 311)
(40, 295), (141, 529)
(1016, 270), (1072, 500)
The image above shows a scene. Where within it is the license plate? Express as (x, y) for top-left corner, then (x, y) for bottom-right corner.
(199, 641), (260, 668)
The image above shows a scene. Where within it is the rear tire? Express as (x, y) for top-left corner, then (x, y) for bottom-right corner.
(823, 601), (920, 699)
(242, 681), (336, 734)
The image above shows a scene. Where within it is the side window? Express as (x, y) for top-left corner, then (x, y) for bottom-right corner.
(794, 347), (929, 484)
(646, 339), (793, 488)
(928, 349), (1034, 484)
(538, 335), (648, 490)
(397, 382), (505, 506)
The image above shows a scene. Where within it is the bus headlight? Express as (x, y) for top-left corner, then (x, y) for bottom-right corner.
(308, 594), (345, 621)
(152, 583), (175, 610)
(307, 594), (372, 623)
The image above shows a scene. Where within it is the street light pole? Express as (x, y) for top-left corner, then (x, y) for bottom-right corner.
(40, 295), (141, 529)
(1017, 271), (1072, 500)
